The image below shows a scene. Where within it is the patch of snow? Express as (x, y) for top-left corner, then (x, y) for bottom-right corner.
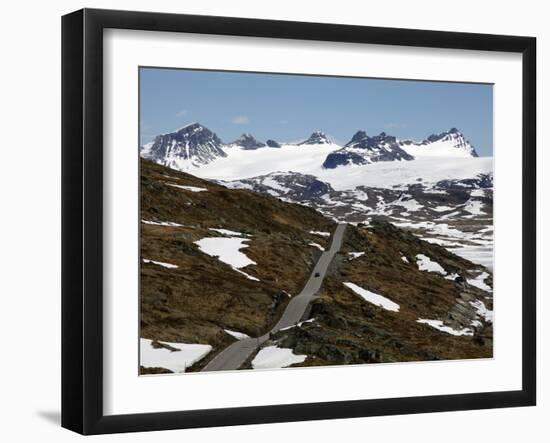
(251, 346), (307, 369)
(343, 282), (400, 312)
(140, 141), (154, 157)
(416, 254), (446, 275)
(309, 230), (331, 237)
(142, 258), (178, 269)
(437, 211), (461, 220)
(421, 237), (463, 247)
(262, 176), (291, 193)
(195, 236), (259, 281)
(416, 319), (473, 336)
(141, 219), (184, 227)
(463, 199), (485, 215)
(221, 181), (254, 190)
(351, 202), (371, 212)
(401, 255), (409, 263)
(167, 183), (208, 192)
(471, 319), (483, 328)
(390, 194), (423, 212)
(470, 300), (494, 323)
(224, 329), (250, 340)
(353, 189), (369, 201)
(309, 242), (325, 251)
(432, 205), (454, 212)
(348, 252), (365, 260)
(234, 268), (260, 281)
(194, 237), (256, 268)
(470, 188), (486, 197)
(140, 338), (212, 373)
(279, 318), (316, 331)
(467, 272), (492, 292)
(320, 193), (347, 207)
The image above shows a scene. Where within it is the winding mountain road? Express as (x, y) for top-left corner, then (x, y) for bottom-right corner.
(202, 223), (347, 372)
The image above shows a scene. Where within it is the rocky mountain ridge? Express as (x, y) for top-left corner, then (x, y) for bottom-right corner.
(141, 123), (481, 171)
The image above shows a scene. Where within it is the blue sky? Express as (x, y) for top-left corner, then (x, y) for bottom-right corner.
(140, 68), (493, 156)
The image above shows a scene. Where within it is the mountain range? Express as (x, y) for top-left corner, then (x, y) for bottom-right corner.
(141, 122), (480, 171)
(140, 122), (493, 270)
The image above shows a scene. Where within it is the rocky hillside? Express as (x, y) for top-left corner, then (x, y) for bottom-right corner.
(140, 159), (336, 373)
(252, 221), (493, 367)
(140, 160), (492, 373)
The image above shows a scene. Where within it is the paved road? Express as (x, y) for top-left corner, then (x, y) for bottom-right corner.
(202, 223), (347, 372)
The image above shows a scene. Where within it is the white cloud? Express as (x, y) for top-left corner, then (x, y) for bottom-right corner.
(176, 110), (188, 117)
(232, 115), (249, 124)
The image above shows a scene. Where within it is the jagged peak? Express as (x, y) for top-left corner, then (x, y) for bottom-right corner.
(399, 127), (479, 158)
(426, 127), (465, 143)
(345, 130), (397, 148)
(234, 133), (259, 142)
(349, 130), (368, 143)
(231, 133), (266, 150)
(299, 131), (331, 145)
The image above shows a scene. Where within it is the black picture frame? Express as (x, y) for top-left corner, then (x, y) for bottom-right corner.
(62, 8), (537, 435)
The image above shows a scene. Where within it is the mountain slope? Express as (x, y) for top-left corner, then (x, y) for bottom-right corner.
(323, 131), (414, 168)
(141, 122), (226, 170)
(400, 128), (479, 158)
(256, 222), (492, 366)
(140, 159), (337, 372)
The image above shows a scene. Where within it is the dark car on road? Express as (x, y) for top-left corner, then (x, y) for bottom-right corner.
(314, 272), (320, 277)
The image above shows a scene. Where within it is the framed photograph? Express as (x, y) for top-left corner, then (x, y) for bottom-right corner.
(62, 8), (536, 435)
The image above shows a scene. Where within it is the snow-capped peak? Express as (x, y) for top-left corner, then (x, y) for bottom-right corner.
(299, 131), (332, 146)
(322, 130), (413, 169)
(140, 122), (226, 170)
(400, 128), (479, 158)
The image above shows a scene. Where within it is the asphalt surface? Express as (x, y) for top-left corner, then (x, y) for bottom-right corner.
(202, 223), (347, 372)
